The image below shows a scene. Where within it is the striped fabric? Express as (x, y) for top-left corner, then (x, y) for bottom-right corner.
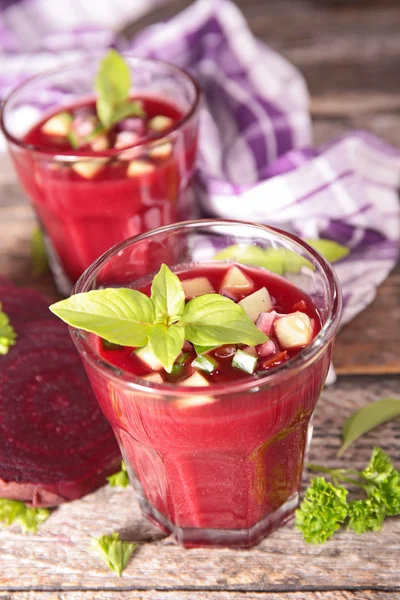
(1, 0), (399, 330)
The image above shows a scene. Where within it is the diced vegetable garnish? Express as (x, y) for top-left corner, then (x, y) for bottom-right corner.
(192, 355), (218, 374)
(293, 299), (307, 312)
(238, 287), (272, 322)
(256, 339), (276, 358)
(148, 142), (172, 159)
(135, 345), (163, 371)
(91, 135), (109, 151)
(142, 372), (164, 383)
(148, 115), (174, 133)
(214, 344), (236, 358)
(256, 310), (277, 336)
(242, 345), (257, 357)
(72, 160), (105, 179)
(274, 312), (313, 349)
(72, 115), (98, 139)
(181, 277), (215, 300)
(117, 117), (145, 135)
(174, 371), (214, 408)
(219, 266), (254, 299)
(127, 160), (155, 177)
(115, 131), (139, 149)
(41, 112), (73, 136)
(232, 349), (258, 374)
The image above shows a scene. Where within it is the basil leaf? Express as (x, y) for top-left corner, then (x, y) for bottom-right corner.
(306, 239), (349, 263)
(338, 398), (400, 457)
(49, 289), (155, 347)
(151, 263), (185, 325)
(0, 304), (17, 355)
(0, 498), (50, 533)
(31, 227), (49, 277)
(182, 294), (267, 346)
(92, 532), (137, 577)
(148, 323), (185, 373)
(95, 50), (131, 129)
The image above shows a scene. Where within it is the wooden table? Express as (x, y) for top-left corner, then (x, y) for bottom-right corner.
(0, 0), (399, 598)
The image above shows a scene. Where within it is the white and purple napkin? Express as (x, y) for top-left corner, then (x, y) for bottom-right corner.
(1, 0), (399, 328)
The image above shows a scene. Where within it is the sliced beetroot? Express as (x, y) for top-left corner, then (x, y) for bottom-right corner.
(0, 286), (121, 507)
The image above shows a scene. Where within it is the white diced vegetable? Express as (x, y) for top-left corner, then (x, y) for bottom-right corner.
(274, 312), (313, 349)
(115, 131), (139, 149)
(148, 115), (174, 133)
(219, 266), (254, 298)
(181, 277), (215, 299)
(142, 372), (164, 383)
(181, 372), (210, 387)
(135, 345), (163, 371)
(148, 142), (172, 159)
(175, 371), (214, 408)
(72, 160), (105, 179)
(127, 160), (155, 177)
(91, 135), (109, 151)
(238, 287), (272, 322)
(232, 349), (258, 374)
(42, 112), (73, 136)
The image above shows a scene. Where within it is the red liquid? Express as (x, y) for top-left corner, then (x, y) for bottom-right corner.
(10, 97), (198, 283)
(82, 264), (332, 548)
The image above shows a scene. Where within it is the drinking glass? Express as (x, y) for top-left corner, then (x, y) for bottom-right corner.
(71, 219), (342, 548)
(1, 57), (200, 295)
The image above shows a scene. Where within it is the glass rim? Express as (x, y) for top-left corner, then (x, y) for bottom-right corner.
(0, 54), (201, 159)
(71, 219), (342, 398)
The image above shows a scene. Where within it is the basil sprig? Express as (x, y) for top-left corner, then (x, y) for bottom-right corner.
(50, 264), (267, 373)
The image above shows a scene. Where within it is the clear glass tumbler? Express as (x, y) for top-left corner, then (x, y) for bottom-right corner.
(1, 57), (200, 295)
(71, 219), (342, 548)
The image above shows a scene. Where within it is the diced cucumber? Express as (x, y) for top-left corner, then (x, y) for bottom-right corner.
(238, 287), (272, 322)
(135, 345), (163, 371)
(181, 277), (215, 299)
(148, 115), (174, 133)
(41, 111), (73, 136)
(192, 355), (218, 374)
(148, 142), (172, 159)
(219, 266), (254, 298)
(142, 372), (164, 383)
(127, 160), (155, 177)
(232, 349), (258, 374)
(72, 160), (105, 179)
(274, 311), (313, 349)
(91, 135), (109, 151)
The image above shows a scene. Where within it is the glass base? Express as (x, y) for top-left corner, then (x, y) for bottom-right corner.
(137, 493), (299, 549)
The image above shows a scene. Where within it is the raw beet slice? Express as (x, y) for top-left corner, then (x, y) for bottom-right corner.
(0, 284), (121, 507)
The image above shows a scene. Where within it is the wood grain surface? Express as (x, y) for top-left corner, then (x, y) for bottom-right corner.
(0, 0), (399, 598)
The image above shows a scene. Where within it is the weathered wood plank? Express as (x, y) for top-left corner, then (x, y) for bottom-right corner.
(0, 591), (398, 600)
(0, 376), (399, 592)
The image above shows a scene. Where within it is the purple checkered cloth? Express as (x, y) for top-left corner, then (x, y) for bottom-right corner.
(1, 0), (399, 332)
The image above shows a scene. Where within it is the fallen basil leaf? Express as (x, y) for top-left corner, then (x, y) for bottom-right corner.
(31, 227), (49, 277)
(0, 498), (50, 533)
(92, 532), (138, 576)
(338, 398), (400, 457)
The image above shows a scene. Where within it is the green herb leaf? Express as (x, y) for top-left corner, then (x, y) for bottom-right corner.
(49, 288), (155, 347)
(107, 461), (129, 488)
(362, 447), (395, 484)
(31, 227), (49, 277)
(91, 532), (137, 576)
(295, 477), (348, 544)
(0, 304), (17, 355)
(95, 50), (144, 130)
(151, 264), (185, 325)
(338, 398), (400, 456)
(148, 323), (185, 373)
(0, 498), (50, 533)
(182, 294), (267, 347)
(305, 239), (350, 263)
(347, 497), (386, 534)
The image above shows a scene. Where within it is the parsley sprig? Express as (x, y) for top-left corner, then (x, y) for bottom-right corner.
(0, 498), (50, 533)
(296, 447), (400, 544)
